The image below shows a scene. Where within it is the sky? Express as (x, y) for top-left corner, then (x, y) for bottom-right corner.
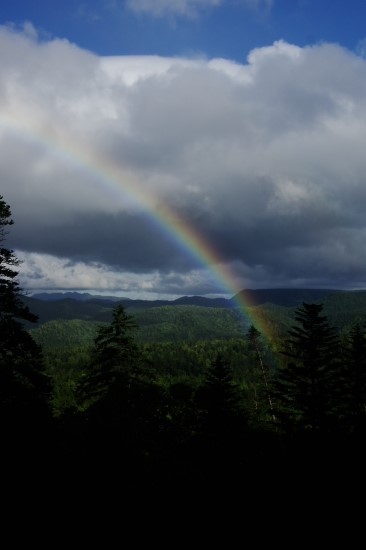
(2, 1), (366, 299)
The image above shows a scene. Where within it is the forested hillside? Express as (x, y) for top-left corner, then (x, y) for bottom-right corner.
(29, 306), (247, 348)
(27, 290), (366, 349)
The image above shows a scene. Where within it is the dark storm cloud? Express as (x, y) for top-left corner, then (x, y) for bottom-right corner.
(2, 27), (366, 295)
(11, 210), (203, 272)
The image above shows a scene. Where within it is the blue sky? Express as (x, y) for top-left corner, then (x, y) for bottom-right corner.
(2, 1), (366, 298)
(3, 0), (366, 61)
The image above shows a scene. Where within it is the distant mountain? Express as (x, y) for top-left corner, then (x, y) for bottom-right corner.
(23, 288), (366, 346)
(232, 288), (343, 308)
(29, 288), (345, 308)
(21, 295), (233, 326)
(27, 292), (232, 309)
(31, 292), (126, 302)
(21, 297), (115, 326)
(172, 296), (230, 308)
(20, 288), (351, 329)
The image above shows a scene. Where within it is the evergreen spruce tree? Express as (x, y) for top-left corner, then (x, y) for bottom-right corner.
(194, 353), (249, 472)
(197, 353), (244, 426)
(79, 304), (166, 471)
(0, 196), (38, 326)
(0, 195), (51, 455)
(275, 302), (339, 433)
(80, 304), (140, 406)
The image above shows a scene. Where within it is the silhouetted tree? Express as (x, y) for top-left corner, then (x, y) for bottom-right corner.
(199, 354), (244, 417)
(0, 195), (51, 458)
(275, 302), (340, 433)
(0, 197), (37, 326)
(194, 353), (249, 473)
(78, 304), (166, 472)
(79, 304), (140, 407)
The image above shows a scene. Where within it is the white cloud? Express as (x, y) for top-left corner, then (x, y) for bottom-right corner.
(356, 37), (366, 58)
(2, 26), (366, 295)
(17, 251), (228, 299)
(21, 21), (38, 40)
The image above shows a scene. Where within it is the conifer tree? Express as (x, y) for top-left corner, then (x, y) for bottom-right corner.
(275, 302), (339, 432)
(81, 304), (140, 404)
(0, 195), (50, 448)
(195, 353), (248, 447)
(78, 304), (165, 467)
(0, 195), (37, 326)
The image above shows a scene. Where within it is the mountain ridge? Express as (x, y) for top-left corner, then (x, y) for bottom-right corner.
(29, 288), (344, 308)
(21, 288), (350, 327)
(24, 288), (366, 345)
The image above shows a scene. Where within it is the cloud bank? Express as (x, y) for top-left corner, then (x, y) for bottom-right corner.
(1, 26), (366, 297)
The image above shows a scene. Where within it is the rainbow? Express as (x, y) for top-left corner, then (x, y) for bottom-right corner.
(0, 112), (276, 341)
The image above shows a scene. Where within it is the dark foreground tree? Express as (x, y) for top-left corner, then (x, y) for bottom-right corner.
(0, 195), (51, 458)
(0, 197), (36, 325)
(197, 353), (244, 426)
(193, 353), (249, 474)
(275, 302), (340, 433)
(77, 304), (166, 471)
(79, 304), (140, 407)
